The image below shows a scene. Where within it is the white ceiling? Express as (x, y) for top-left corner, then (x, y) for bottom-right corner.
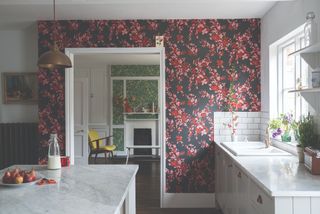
(74, 53), (160, 68)
(0, 0), (293, 29)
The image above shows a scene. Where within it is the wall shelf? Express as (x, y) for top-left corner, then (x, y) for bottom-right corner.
(288, 42), (320, 70)
(288, 87), (320, 93)
(289, 42), (320, 56)
(288, 87), (320, 113)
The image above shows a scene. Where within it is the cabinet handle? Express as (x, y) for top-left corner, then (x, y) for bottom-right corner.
(257, 195), (263, 204)
(237, 172), (242, 178)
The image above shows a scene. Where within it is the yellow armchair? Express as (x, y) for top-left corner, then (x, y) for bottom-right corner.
(88, 130), (116, 163)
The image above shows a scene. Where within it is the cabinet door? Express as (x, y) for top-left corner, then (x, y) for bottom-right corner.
(234, 166), (249, 214)
(225, 157), (235, 214)
(220, 151), (227, 212)
(215, 147), (222, 204)
(249, 180), (274, 214)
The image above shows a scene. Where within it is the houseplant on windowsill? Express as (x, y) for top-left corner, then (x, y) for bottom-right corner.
(296, 114), (317, 163)
(269, 113), (296, 143)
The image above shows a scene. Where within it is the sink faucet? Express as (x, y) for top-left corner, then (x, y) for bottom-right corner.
(264, 126), (271, 148)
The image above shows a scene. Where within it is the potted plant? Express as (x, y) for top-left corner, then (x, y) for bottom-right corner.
(296, 114), (317, 163)
(269, 113), (296, 142)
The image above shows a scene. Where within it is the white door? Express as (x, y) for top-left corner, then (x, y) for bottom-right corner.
(74, 78), (89, 164)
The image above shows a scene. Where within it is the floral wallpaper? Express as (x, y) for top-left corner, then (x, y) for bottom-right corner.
(111, 65), (160, 76)
(38, 19), (261, 193)
(112, 80), (124, 125)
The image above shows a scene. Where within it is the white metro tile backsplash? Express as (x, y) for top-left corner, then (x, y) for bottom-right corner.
(214, 112), (262, 142)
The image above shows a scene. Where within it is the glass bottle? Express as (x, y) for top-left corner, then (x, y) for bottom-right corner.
(47, 133), (61, 170)
(304, 12), (318, 46)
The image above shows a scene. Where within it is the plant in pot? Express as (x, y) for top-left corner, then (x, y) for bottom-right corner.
(269, 113), (295, 142)
(296, 114), (316, 163)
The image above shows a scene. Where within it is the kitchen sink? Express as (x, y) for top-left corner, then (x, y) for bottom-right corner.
(221, 141), (292, 156)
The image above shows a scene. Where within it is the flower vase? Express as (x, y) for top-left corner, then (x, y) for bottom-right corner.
(281, 132), (291, 142)
(231, 134), (238, 142)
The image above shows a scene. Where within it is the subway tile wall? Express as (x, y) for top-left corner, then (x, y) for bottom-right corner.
(214, 112), (262, 143)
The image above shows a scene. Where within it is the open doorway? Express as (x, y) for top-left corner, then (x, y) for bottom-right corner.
(64, 47), (166, 207)
(73, 52), (161, 162)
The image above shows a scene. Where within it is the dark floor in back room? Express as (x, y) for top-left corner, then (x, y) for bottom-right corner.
(89, 157), (222, 214)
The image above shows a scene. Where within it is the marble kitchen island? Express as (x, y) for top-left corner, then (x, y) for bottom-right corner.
(0, 164), (138, 214)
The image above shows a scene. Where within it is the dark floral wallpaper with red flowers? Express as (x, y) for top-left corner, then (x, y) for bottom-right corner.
(37, 19), (261, 193)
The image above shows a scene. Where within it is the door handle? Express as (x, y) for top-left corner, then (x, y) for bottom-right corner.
(237, 172), (242, 178)
(257, 195), (263, 204)
(75, 130), (84, 133)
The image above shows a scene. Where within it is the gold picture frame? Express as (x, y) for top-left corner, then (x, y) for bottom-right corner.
(2, 72), (38, 104)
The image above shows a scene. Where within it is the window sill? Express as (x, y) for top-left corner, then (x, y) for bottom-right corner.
(271, 139), (298, 156)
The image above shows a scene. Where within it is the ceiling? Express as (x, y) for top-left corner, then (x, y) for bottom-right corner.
(74, 53), (160, 68)
(0, 0), (293, 29)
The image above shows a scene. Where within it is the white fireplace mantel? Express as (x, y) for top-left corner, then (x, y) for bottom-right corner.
(124, 119), (158, 155)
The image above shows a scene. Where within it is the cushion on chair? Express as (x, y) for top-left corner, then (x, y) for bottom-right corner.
(88, 130), (105, 149)
(102, 145), (116, 151)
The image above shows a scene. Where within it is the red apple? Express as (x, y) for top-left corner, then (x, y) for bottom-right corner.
(24, 173), (35, 183)
(30, 168), (36, 177)
(2, 170), (12, 184)
(11, 168), (20, 178)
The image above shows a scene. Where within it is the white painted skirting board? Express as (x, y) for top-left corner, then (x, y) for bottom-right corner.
(162, 193), (215, 208)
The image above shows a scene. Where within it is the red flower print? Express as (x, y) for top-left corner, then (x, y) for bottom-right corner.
(38, 19), (261, 193)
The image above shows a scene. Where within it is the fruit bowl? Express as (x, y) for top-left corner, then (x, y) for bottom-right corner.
(0, 168), (42, 187)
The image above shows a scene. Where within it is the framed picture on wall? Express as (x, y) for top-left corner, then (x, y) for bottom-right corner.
(2, 72), (38, 104)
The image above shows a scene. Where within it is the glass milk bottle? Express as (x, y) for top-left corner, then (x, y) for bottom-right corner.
(47, 134), (61, 170)
(304, 12), (318, 46)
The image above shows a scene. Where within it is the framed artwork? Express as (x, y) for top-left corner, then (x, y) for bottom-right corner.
(2, 72), (38, 104)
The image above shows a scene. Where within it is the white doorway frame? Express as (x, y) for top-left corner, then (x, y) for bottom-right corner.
(64, 47), (166, 207)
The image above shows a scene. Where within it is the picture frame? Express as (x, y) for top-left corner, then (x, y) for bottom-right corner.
(2, 72), (38, 104)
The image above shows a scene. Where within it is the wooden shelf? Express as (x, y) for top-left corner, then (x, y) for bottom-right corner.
(123, 112), (159, 115)
(289, 42), (320, 56)
(288, 87), (320, 93)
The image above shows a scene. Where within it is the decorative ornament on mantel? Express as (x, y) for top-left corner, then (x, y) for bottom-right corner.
(37, 0), (72, 70)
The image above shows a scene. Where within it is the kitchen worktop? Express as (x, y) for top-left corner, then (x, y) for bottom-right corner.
(0, 164), (138, 214)
(216, 142), (320, 197)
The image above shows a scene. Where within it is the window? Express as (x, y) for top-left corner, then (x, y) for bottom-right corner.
(276, 31), (309, 119)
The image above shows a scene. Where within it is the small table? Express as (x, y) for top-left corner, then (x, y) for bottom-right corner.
(126, 145), (161, 164)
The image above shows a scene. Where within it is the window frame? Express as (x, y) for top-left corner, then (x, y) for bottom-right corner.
(276, 31), (308, 120)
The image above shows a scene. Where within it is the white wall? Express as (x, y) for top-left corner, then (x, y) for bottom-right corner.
(261, 0), (320, 113)
(0, 23), (38, 123)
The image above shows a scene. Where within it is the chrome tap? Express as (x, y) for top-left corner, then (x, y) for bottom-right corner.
(264, 126), (271, 148)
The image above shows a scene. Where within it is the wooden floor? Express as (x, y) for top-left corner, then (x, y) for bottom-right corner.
(90, 157), (222, 214)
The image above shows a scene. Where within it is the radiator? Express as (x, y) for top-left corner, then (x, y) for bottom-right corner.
(0, 123), (38, 170)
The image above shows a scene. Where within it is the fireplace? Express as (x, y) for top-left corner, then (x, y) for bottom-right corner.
(124, 119), (158, 155)
(134, 128), (152, 155)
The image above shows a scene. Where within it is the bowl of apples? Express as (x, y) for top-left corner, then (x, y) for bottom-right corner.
(0, 168), (42, 187)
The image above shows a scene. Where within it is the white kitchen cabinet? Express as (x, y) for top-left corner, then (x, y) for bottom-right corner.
(215, 143), (320, 214)
(216, 147), (274, 214)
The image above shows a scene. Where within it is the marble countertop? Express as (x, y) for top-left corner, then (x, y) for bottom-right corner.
(216, 142), (320, 197)
(0, 164), (139, 214)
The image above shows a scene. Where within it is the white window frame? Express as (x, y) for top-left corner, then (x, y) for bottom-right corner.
(276, 31), (308, 119)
